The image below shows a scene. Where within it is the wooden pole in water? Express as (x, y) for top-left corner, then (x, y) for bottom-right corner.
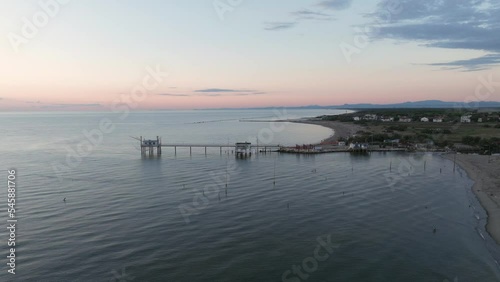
(273, 157), (276, 185)
(453, 153), (457, 172)
(225, 157), (228, 188)
(424, 161), (426, 171)
(157, 136), (161, 155)
(390, 161), (392, 172)
(190, 147), (192, 156)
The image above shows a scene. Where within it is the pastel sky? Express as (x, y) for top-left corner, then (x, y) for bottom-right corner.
(1, 0), (499, 110)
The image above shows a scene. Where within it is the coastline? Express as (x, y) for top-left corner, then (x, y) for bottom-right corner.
(292, 120), (363, 144)
(294, 119), (500, 245)
(444, 154), (500, 245)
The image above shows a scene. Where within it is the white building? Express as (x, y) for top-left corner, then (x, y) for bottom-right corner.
(363, 114), (378, 121)
(353, 117), (361, 121)
(421, 117), (429, 122)
(399, 117), (412, 123)
(433, 118), (443, 123)
(461, 115), (472, 123)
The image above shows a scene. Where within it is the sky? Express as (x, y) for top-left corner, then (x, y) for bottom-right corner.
(1, 0), (499, 111)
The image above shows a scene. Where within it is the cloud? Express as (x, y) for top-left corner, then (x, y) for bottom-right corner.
(40, 103), (101, 109)
(158, 93), (191, 97)
(157, 89), (268, 97)
(264, 1), (341, 31)
(291, 9), (335, 21)
(195, 88), (254, 93)
(233, 92), (267, 96)
(318, 0), (352, 10)
(263, 22), (297, 31)
(50, 103), (100, 107)
(368, 0), (500, 70)
(55, 103), (100, 106)
(427, 54), (500, 71)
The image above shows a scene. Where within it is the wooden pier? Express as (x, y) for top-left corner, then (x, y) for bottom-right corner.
(137, 137), (280, 156)
(161, 144), (281, 156)
(137, 136), (407, 157)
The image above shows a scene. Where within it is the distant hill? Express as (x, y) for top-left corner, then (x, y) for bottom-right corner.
(201, 100), (500, 110)
(331, 100), (500, 109)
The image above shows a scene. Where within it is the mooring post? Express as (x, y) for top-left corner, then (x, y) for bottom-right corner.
(220, 147), (222, 155)
(205, 147), (207, 155)
(175, 146), (177, 155)
(190, 147), (192, 156)
(157, 136), (161, 155)
(453, 153), (457, 172)
(140, 136), (144, 155)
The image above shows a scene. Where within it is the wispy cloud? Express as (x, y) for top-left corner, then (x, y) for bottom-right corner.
(42, 103), (101, 108)
(367, 0), (500, 70)
(195, 88), (254, 93)
(158, 89), (267, 98)
(427, 54), (500, 72)
(233, 92), (267, 96)
(264, 2), (338, 31)
(291, 9), (335, 21)
(158, 93), (191, 97)
(318, 0), (353, 10)
(263, 22), (297, 31)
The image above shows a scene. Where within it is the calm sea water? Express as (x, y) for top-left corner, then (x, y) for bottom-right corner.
(0, 109), (499, 282)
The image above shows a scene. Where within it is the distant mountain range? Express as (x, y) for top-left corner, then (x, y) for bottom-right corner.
(202, 100), (500, 110)
(329, 100), (500, 109)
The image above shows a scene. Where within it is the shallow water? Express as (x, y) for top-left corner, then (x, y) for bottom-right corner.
(0, 110), (499, 281)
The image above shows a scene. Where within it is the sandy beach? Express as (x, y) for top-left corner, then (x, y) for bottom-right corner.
(295, 120), (500, 245)
(293, 120), (363, 143)
(444, 154), (500, 245)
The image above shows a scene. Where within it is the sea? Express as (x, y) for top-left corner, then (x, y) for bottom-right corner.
(0, 109), (499, 282)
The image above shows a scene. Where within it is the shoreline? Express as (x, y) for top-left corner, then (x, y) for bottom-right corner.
(293, 119), (500, 246)
(292, 120), (363, 144)
(443, 154), (500, 245)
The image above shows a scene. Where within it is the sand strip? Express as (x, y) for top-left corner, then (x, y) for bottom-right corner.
(444, 154), (500, 245)
(296, 119), (500, 245)
(292, 120), (363, 143)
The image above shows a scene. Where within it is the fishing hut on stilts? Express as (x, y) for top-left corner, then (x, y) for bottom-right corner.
(235, 142), (252, 158)
(140, 136), (162, 156)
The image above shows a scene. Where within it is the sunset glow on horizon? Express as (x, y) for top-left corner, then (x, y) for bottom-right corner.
(1, 0), (499, 111)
